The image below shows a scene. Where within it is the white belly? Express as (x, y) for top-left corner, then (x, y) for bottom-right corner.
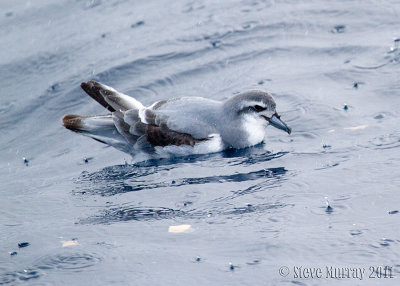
(154, 133), (225, 156)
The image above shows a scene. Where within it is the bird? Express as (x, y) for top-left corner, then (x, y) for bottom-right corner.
(62, 81), (291, 156)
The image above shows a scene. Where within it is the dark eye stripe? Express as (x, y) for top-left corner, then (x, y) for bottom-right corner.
(237, 105), (267, 115)
(254, 105), (266, 112)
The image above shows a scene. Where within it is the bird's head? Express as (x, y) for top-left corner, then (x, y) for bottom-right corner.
(225, 90), (291, 135)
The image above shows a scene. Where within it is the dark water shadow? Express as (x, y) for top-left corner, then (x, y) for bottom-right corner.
(74, 149), (290, 224)
(74, 149), (288, 197)
(211, 167), (288, 203)
(80, 206), (185, 224)
(80, 200), (289, 225)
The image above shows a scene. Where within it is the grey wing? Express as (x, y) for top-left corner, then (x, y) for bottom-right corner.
(135, 97), (221, 139)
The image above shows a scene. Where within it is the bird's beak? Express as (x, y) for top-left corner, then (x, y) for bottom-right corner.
(266, 113), (291, 134)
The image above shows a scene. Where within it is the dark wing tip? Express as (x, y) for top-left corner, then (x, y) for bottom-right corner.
(62, 114), (83, 131)
(80, 81), (115, 112)
(80, 80), (99, 90)
(80, 81), (95, 94)
(80, 81), (89, 91)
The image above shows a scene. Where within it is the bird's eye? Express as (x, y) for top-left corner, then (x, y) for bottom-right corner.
(254, 105), (266, 112)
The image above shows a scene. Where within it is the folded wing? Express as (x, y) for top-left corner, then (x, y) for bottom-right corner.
(62, 81), (216, 153)
(134, 97), (221, 139)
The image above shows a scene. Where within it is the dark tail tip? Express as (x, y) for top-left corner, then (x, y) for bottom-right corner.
(62, 114), (83, 131)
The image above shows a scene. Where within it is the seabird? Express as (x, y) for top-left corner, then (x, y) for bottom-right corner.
(62, 81), (291, 156)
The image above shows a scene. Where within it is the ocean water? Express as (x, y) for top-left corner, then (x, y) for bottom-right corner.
(1, 0), (400, 285)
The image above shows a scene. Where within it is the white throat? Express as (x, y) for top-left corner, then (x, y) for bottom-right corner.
(241, 114), (267, 146)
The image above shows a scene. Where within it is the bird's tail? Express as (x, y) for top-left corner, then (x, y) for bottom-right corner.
(62, 114), (133, 153)
(62, 81), (145, 153)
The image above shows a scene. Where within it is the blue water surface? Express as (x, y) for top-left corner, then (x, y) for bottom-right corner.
(1, 0), (400, 285)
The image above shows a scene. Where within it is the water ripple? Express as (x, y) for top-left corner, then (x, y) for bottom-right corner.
(0, 269), (42, 284)
(35, 252), (101, 272)
(0, 251), (101, 284)
(360, 133), (400, 150)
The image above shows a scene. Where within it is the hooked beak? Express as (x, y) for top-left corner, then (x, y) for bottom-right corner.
(263, 113), (291, 134)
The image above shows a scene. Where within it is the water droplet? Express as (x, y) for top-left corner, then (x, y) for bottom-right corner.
(350, 230), (362, 236)
(393, 38), (400, 50)
(211, 41), (220, 48)
(325, 198), (333, 213)
(131, 21), (145, 28)
(18, 242), (30, 248)
(331, 25), (346, 33)
(84, 157), (93, 163)
(380, 241), (390, 247)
